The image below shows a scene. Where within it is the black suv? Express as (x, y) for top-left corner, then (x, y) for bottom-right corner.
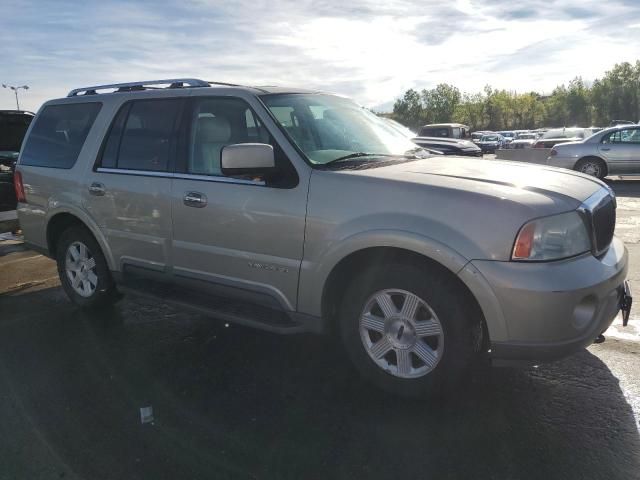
(0, 110), (34, 211)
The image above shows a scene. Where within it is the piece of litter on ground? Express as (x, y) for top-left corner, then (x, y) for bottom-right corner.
(140, 406), (154, 424)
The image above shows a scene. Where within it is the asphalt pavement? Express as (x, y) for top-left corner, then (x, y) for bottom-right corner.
(0, 179), (639, 480)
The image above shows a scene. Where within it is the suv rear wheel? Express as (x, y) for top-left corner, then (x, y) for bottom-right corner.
(339, 262), (476, 397)
(56, 226), (118, 309)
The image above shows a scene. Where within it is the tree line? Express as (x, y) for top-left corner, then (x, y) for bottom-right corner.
(391, 61), (640, 132)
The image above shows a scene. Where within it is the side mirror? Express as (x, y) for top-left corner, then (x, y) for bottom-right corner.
(221, 143), (275, 178)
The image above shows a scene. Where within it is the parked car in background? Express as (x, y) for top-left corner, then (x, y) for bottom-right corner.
(419, 123), (470, 139)
(15, 78), (631, 396)
(471, 131), (492, 143)
(510, 132), (538, 149)
(609, 120), (636, 127)
(412, 136), (482, 156)
(533, 128), (588, 149)
(498, 131), (516, 146)
(547, 124), (640, 179)
(477, 133), (504, 153)
(0, 110), (34, 211)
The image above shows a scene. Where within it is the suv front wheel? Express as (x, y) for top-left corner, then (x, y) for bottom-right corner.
(56, 226), (118, 309)
(339, 262), (476, 397)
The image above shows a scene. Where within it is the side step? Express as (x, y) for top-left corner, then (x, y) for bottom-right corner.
(117, 275), (315, 334)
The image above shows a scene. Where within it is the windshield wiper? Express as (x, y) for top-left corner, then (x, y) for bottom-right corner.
(324, 148), (435, 165)
(323, 152), (395, 165)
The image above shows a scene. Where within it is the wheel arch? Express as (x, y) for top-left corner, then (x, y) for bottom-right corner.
(319, 245), (490, 350)
(46, 209), (115, 270)
(574, 155), (608, 177)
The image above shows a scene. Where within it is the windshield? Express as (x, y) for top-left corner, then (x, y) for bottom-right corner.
(516, 133), (536, 139)
(384, 119), (417, 139)
(261, 94), (423, 165)
(481, 135), (499, 141)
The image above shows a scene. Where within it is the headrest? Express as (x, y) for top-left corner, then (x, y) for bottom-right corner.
(196, 116), (231, 143)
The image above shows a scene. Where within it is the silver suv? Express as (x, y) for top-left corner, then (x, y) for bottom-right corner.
(15, 79), (632, 396)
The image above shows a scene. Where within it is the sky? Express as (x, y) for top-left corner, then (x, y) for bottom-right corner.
(1, 0), (640, 113)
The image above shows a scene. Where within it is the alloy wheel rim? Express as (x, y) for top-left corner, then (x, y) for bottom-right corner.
(65, 241), (98, 297)
(359, 289), (444, 379)
(581, 162), (601, 177)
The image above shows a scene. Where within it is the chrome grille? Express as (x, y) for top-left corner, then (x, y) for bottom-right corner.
(592, 196), (616, 253)
(581, 189), (616, 255)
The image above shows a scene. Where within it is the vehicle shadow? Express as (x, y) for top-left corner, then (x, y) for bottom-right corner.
(607, 178), (640, 198)
(0, 287), (638, 480)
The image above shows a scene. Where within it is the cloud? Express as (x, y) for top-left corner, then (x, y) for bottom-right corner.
(0, 0), (639, 112)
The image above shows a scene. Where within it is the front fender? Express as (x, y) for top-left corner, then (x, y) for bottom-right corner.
(297, 228), (470, 317)
(297, 228), (509, 343)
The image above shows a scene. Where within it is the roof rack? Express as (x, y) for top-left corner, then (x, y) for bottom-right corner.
(67, 78), (210, 97)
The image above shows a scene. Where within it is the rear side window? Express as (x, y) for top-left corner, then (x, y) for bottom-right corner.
(99, 99), (182, 172)
(0, 113), (33, 152)
(20, 103), (101, 168)
(420, 127), (449, 137)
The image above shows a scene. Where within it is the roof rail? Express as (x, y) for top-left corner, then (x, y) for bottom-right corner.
(67, 78), (210, 97)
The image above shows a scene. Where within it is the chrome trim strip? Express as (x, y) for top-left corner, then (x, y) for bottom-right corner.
(578, 188), (615, 256)
(96, 168), (172, 178)
(173, 173), (265, 186)
(95, 168), (265, 186)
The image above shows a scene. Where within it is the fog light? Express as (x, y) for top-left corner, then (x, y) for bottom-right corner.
(572, 296), (597, 330)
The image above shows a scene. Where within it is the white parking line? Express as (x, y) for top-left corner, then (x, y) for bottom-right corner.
(0, 254), (43, 267)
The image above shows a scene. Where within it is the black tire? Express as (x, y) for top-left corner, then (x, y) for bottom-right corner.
(56, 225), (118, 309)
(574, 157), (607, 179)
(339, 262), (478, 398)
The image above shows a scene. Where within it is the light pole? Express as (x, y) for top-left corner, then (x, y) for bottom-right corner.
(2, 84), (29, 110)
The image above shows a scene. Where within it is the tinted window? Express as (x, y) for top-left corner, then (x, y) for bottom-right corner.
(115, 100), (181, 171)
(100, 104), (130, 169)
(20, 103), (101, 168)
(421, 127), (449, 137)
(0, 113), (33, 152)
(188, 98), (270, 176)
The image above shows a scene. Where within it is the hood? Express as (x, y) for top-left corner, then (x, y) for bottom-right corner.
(343, 156), (604, 210)
(312, 157), (610, 262)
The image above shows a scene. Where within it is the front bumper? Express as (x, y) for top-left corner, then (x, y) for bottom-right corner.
(471, 236), (629, 362)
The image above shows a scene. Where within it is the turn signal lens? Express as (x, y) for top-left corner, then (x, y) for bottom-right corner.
(13, 170), (26, 203)
(513, 222), (536, 259)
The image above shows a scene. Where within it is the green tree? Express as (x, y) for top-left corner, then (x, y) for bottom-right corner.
(392, 89), (424, 129)
(420, 83), (461, 124)
(390, 60), (640, 131)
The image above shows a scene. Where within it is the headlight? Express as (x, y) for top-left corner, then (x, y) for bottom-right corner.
(512, 211), (591, 261)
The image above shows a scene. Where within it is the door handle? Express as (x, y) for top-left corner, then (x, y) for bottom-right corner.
(183, 191), (207, 208)
(88, 182), (105, 196)
(601, 148), (611, 151)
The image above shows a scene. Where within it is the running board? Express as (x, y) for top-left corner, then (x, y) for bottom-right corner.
(116, 273), (323, 334)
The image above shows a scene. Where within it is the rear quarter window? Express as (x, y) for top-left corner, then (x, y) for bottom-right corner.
(20, 103), (101, 169)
